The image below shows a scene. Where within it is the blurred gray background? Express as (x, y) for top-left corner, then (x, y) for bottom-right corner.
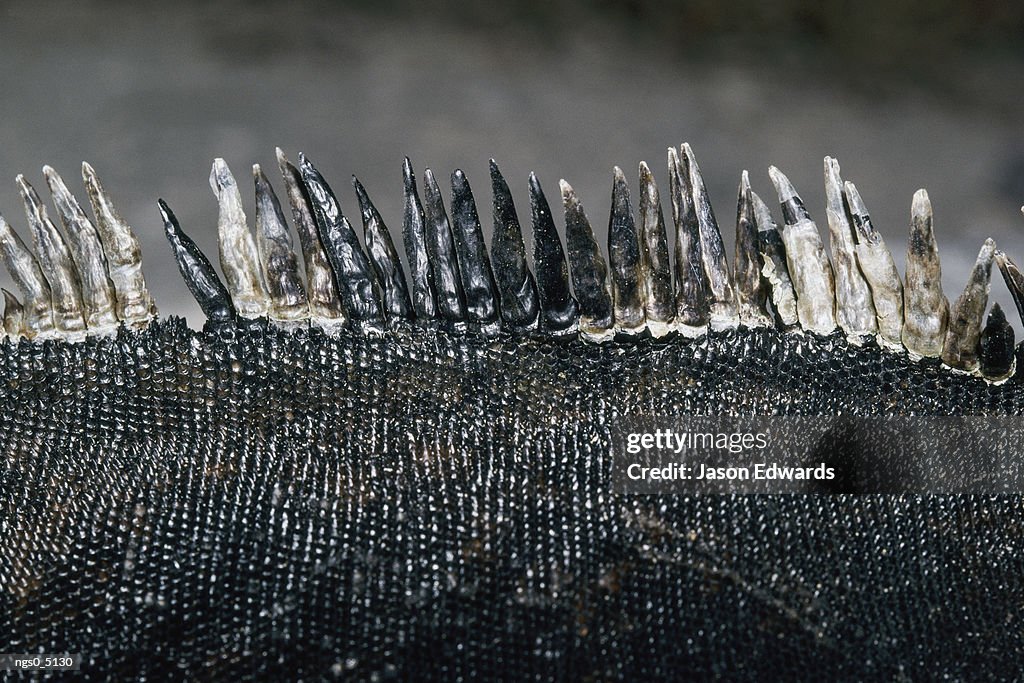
(1, 0), (1023, 330)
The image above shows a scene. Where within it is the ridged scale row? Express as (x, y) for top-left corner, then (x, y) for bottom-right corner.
(1, 146), (1019, 384)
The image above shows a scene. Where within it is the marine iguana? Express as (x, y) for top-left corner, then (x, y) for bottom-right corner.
(1, 145), (1022, 680)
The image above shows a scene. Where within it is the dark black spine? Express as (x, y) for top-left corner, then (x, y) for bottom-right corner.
(353, 176), (412, 320)
(158, 199), (235, 323)
(489, 160), (539, 329)
(422, 168), (466, 322)
(299, 154), (381, 323)
(637, 162), (674, 328)
(607, 167), (644, 330)
(734, 172), (771, 325)
(402, 158), (438, 320)
(450, 169), (499, 325)
(669, 150), (709, 328)
(529, 173), (578, 333)
(996, 251), (1024, 324)
(562, 181), (613, 334)
(979, 303), (1014, 380)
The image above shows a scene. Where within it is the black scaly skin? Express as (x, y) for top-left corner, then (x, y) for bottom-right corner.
(2, 321), (1023, 681)
(3, 155), (1024, 682)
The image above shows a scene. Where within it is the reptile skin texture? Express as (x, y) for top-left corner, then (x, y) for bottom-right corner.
(2, 318), (1022, 681)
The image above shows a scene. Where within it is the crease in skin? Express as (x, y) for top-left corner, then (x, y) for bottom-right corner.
(902, 189), (949, 358)
(299, 154), (382, 325)
(682, 143), (738, 329)
(422, 168), (467, 324)
(2, 288), (23, 339)
(0, 212), (54, 338)
(159, 199), (235, 323)
(637, 161), (674, 336)
(82, 162), (156, 327)
(978, 302), (1014, 382)
(823, 157), (877, 342)
(17, 174), (87, 337)
(450, 168), (500, 328)
(607, 166), (645, 334)
(489, 160), (539, 330)
(353, 175), (413, 321)
(253, 164), (308, 323)
(561, 179), (613, 341)
(529, 172), (578, 334)
(733, 171), (772, 329)
(942, 238), (995, 372)
(752, 189), (799, 330)
(402, 158), (438, 320)
(768, 166), (837, 336)
(276, 148), (346, 328)
(669, 147), (709, 337)
(844, 180), (904, 350)
(44, 166), (119, 334)
(210, 158), (270, 319)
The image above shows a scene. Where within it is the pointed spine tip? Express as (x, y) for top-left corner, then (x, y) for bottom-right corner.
(210, 158), (235, 193)
(667, 147), (680, 168)
(402, 159), (415, 189)
(767, 166), (790, 193)
(351, 175), (367, 199)
(912, 189), (931, 213)
(42, 166), (67, 197)
(14, 175), (32, 201)
(157, 198), (173, 224)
